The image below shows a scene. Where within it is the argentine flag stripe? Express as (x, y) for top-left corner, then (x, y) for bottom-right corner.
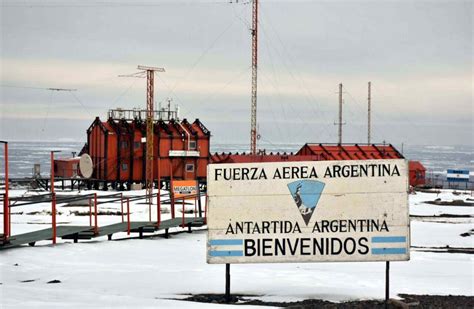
(209, 239), (243, 246)
(372, 248), (406, 255)
(372, 236), (406, 243)
(209, 250), (243, 257)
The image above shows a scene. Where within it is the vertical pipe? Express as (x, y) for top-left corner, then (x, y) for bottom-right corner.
(8, 200), (11, 237)
(157, 157), (161, 226)
(3, 142), (9, 238)
(89, 198), (92, 227)
(170, 164), (175, 219)
(129, 131), (134, 187)
(51, 151), (57, 245)
(127, 198), (130, 235)
(121, 193), (124, 223)
(96, 124), (100, 179)
(117, 125), (121, 184)
(338, 83), (343, 145)
(94, 193), (98, 234)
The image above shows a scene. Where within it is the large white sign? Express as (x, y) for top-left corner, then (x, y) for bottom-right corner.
(207, 159), (410, 264)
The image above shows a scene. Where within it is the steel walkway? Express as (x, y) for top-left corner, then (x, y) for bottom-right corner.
(0, 217), (205, 250)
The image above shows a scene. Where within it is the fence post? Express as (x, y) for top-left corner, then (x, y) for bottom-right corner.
(170, 166), (175, 219)
(88, 197), (92, 227)
(94, 193), (98, 234)
(194, 195), (197, 218)
(52, 192), (57, 245)
(8, 200), (11, 237)
(182, 198), (185, 228)
(157, 159), (161, 226)
(127, 198), (130, 235)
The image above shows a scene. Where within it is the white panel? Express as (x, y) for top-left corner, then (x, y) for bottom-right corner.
(207, 159), (409, 264)
(169, 150), (200, 157)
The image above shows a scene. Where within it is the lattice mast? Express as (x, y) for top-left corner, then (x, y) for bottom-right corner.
(250, 0), (258, 154)
(137, 65), (165, 213)
(146, 70), (154, 207)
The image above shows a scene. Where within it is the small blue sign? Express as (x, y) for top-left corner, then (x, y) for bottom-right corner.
(447, 169), (470, 182)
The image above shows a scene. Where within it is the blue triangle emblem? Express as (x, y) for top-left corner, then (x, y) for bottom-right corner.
(287, 180), (325, 225)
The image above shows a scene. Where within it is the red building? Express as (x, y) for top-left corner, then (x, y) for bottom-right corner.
(82, 108), (210, 189)
(408, 161), (426, 187)
(211, 143), (425, 187)
(54, 157), (81, 178)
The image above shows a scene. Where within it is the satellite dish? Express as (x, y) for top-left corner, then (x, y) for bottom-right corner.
(79, 154), (94, 179)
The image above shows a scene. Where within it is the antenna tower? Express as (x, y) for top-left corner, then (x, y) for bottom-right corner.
(137, 65), (165, 218)
(334, 83), (345, 144)
(250, 0), (258, 154)
(368, 81), (371, 144)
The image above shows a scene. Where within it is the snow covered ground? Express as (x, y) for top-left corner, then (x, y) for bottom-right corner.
(1, 188), (473, 308)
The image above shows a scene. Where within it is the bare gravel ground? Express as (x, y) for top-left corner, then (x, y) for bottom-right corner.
(182, 293), (474, 308)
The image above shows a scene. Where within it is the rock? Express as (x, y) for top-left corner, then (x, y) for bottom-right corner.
(389, 299), (409, 308)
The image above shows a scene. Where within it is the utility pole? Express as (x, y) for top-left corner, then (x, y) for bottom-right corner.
(50, 150), (61, 245)
(1, 141), (9, 242)
(368, 81), (371, 144)
(250, 0), (258, 155)
(167, 98), (172, 121)
(335, 83), (344, 145)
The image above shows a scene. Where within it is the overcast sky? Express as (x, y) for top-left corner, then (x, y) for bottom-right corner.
(0, 0), (472, 148)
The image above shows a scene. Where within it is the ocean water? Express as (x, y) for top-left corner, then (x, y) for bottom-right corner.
(0, 141), (472, 179)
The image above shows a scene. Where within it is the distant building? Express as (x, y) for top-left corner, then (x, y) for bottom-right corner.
(408, 161), (426, 187)
(212, 143), (426, 187)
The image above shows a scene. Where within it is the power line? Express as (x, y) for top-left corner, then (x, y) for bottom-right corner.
(170, 4), (248, 95)
(2, 0), (230, 8)
(258, 10), (335, 141)
(69, 91), (92, 117)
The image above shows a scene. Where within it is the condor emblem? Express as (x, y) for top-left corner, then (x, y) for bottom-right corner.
(287, 180), (325, 225)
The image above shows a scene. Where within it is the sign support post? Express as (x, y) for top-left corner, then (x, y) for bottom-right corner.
(225, 263), (231, 303)
(385, 261), (390, 308)
(197, 186), (203, 217)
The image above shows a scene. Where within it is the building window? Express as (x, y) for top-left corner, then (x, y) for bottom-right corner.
(122, 163), (128, 171)
(186, 164), (194, 173)
(134, 141), (141, 149)
(121, 141), (129, 149)
(189, 140), (197, 150)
